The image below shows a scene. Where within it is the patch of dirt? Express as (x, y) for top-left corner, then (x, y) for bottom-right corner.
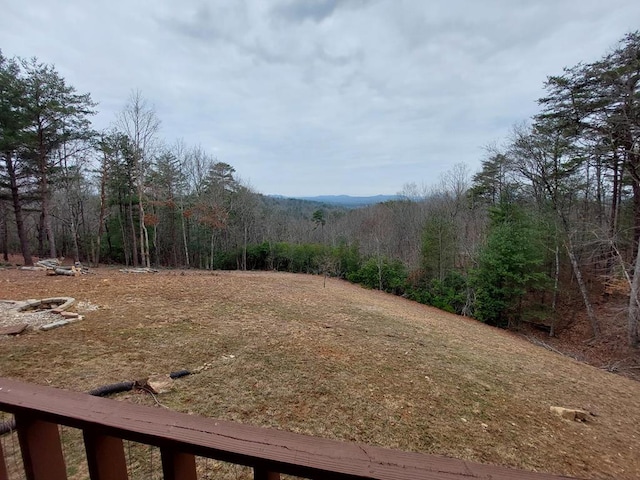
(0, 267), (639, 480)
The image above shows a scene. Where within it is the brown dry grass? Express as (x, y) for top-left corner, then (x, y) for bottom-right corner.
(1, 268), (640, 479)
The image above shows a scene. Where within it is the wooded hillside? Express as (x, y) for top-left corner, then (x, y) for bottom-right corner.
(1, 32), (640, 345)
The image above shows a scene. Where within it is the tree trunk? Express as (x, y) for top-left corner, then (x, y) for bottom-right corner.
(625, 138), (640, 260)
(39, 163), (57, 259)
(609, 150), (621, 239)
(4, 154), (33, 266)
(243, 222), (248, 271)
(44, 198), (56, 258)
(128, 197), (138, 267)
(138, 194), (145, 268)
(138, 190), (150, 269)
(79, 189), (88, 256)
(38, 211), (45, 257)
(0, 202), (8, 262)
(142, 221), (150, 268)
(210, 229), (215, 270)
(550, 243), (560, 337)
(565, 238), (600, 338)
(105, 220), (114, 261)
(118, 199), (130, 266)
(70, 216), (80, 263)
(95, 155), (108, 267)
(633, 180), (640, 261)
(628, 240), (640, 347)
(180, 203), (189, 267)
(153, 223), (158, 267)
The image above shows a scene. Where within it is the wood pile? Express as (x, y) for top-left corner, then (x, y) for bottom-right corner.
(37, 259), (90, 276)
(35, 258), (63, 269)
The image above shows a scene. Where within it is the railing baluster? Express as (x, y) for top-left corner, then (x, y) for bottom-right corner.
(254, 467), (280, 480)
(83, 430), (128, 480)
(15, 415), (67, 480)
(160, 448), (197, 480)
(0, 435), (9, 480)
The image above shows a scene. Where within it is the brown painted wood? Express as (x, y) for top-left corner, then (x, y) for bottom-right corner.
(0, 436), (9, 480)
(161, 448), (197, 480)
(254, 467), (281, 480)
(83, 430), (128, 480)
(0, 378), (581, 480)
(14, 415), (67, 480)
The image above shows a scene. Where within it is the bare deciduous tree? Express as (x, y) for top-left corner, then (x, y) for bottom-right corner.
(117, 90), (160, 269)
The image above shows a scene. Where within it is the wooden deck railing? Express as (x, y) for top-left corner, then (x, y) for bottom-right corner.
(0, 377), (578, 480)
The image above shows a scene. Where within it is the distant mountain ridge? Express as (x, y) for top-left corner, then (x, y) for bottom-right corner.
(290, 194), (401, 207)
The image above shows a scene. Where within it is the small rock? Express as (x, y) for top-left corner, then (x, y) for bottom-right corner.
(23, 300), (41, 310)
(40, 320), (70, 331)
(60, 311), (79, 319)
(550, 406), (590, 422)
(0, 324), (28, 336)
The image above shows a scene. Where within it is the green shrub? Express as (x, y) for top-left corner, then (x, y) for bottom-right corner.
(348, 256), (407, 294)
(406, 271), (468, 314)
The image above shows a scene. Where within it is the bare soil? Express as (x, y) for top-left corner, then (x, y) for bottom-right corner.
(1, 266), (640, 479)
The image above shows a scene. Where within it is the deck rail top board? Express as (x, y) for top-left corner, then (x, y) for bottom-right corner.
(0, 377), (580, 480)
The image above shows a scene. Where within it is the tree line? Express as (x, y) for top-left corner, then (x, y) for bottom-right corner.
(1, 32), (639, 345)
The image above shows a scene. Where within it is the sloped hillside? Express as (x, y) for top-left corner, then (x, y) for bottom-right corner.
(1, 268), (639, 479)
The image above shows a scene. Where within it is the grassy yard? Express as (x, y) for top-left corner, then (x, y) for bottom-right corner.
(1, 268), (639, 479)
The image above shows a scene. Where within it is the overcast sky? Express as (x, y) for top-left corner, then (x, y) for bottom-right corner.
(1, 1), (638, 196)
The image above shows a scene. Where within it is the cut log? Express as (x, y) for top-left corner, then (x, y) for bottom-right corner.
(145, 374), (174, 394)
(120, 268), (159, 274)
(54, 267), (79, 276)
(36, 258), (62, 269)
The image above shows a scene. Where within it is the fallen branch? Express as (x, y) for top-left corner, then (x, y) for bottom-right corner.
(523, 335), (580, 361)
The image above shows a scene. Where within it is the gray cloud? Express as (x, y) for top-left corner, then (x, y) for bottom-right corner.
(272, 0), (341, 23)
(1, 0), (638, 196)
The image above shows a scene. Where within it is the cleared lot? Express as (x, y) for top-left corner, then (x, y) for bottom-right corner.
(1, 268), (639, 479)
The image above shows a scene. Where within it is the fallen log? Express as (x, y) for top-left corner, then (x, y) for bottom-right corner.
(36, 258), (62, 269)
(54, 267), (80, 276)
(120, 268), (159, 274)
(46, 264), (90, 276)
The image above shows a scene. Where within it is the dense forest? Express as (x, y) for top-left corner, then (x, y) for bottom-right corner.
(1, 32), (639, 345)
